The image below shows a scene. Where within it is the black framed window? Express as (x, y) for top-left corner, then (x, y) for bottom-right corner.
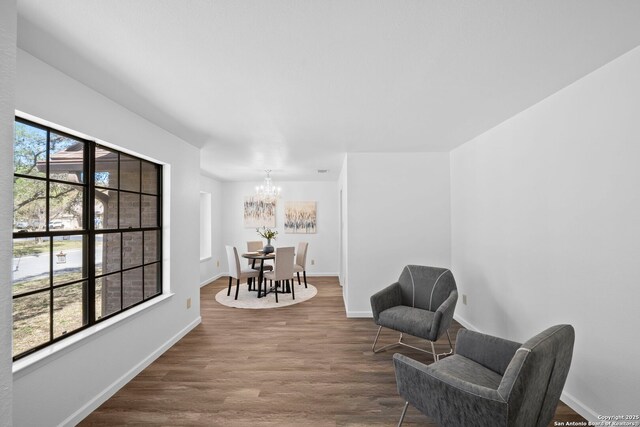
(12, 117), (163, 360)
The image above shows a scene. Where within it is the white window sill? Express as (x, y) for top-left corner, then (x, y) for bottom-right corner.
(13, 292), (174, 379)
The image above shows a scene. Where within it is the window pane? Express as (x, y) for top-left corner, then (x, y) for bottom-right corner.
(96, 233), (121, 276)
(144, 230), (160, 264)
(119, 193), (140, 228)
(49, 133), (85, 183)
(120, 154), (140, 192)
(123, 232), (143, 269)
(12, 237), (50, 295)
(95, 146), (118, 188)
(53, 282), (87, 338)
(141, 161), (158, 194)
(13, 177), (46, 231)
(144, 263), (160, 299)
(53, 235), (85, 285)
(96, 273), (121, 318)
(14, 121), (47, 178)
(95, 189), (118, 230)
(13, 291), (50, 357)
(123, 268), (143, 308)
(49, 182), (84, 231)
(141, 195), (158, 227)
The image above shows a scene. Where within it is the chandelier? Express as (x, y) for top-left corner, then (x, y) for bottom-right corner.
(255, 170), (281, 199)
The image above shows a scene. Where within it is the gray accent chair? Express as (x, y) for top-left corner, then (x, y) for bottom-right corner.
(393, 324), (575, 427)
(370, 265), (458, 361)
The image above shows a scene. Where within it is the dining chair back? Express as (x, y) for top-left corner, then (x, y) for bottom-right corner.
(263, 246), (295, 302)
(294, 242), (309, 288)
(225, 245), (259, 300)
(273, 246), (295, 281)
(247, 241), (262, 261)
(226, 245), (241, 279)
(247, 240), (273, 277)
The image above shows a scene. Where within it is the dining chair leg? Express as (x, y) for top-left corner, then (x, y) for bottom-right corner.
(275, 280), (279, 303)
(291, 279), (295, 300)
(303, 271), (307, 288)
(227, 276), (233, 296)
(234, 278), (240, 300)
(297, 272), (301, 286)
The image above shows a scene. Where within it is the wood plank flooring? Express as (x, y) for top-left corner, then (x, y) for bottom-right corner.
(81, 276), (586, 426)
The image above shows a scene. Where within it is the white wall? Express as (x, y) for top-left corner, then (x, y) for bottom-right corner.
(200, 174), (223, 285)
(338, 155), (348, 291)
(13, 50), (202, 426)
(451, 46), (640, 419)
(0, 1), (16, 426)
(345, 153), (451, 316)
(220, 181), (339, 276)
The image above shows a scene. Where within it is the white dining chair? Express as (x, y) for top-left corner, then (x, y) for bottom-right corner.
(246, 241), (272, 291)
(293, 242), (309, 288)
(263, 246), (295, 303)
(247, 241), (273, 270)
(225, 245), (259, 300)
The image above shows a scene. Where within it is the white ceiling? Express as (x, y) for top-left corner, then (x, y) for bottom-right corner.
(16, 1), (640, 182)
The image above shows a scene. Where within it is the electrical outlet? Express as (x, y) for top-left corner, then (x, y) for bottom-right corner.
(187, 297), (192, 309)
(462, 294), (467, 305)
(216, 260), (220, 267)
(311, 259), (315, 265)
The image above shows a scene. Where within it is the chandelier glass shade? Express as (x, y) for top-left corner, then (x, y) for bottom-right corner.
(255, 170), (281, 199)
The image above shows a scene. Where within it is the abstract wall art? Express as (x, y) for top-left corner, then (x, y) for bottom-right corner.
(244, 196), (276, 228)
(284, 201), (317, 234)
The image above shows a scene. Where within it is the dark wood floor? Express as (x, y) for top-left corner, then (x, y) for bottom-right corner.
(81, 276), (585, 426)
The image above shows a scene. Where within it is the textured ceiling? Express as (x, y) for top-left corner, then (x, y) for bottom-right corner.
(16, 0), (640, 181)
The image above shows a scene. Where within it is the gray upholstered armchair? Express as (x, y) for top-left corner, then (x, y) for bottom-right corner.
(370, 265), (458, 361)
(394, 324), (575, 427)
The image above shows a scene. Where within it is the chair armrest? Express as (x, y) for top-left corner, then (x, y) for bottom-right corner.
(370, 282), (402, 323)
(431, 290), (458, 340)
(393, 353), (507, 425)
(456, 329), (522, 376)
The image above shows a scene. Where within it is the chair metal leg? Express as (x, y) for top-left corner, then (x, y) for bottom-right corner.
(227, 276), (232, 296)
(373, 326), (404, 353)
(372, 326), (455, 360)
(398, 401), (409, 427)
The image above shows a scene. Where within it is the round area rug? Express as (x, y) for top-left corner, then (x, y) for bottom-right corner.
(215, 283), (317, 309)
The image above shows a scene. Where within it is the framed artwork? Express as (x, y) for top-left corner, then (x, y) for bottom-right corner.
(244, 196), (276, 228)
(284, 201), (317, 234)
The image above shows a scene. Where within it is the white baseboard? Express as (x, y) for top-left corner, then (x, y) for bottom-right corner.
(452, 314), (599, 422)
(60, 316), (202, 427)
(559, 390), (599, 422)
(200, 273), (223, 287)
(200, 272), (337, 288)
(346, 310), (373, 318)
(453, 313), (478, 331)
(304, 272), (339, 277)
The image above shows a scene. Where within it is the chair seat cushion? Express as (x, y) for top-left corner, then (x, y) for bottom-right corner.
(378, 305), (434, 339)
(293, 264), (304, 272)
(239, 267), (259, 278)
(431, 354), (503, 390)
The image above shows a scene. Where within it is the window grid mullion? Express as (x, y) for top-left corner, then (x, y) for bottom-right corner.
(12, 116), (162, 361)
